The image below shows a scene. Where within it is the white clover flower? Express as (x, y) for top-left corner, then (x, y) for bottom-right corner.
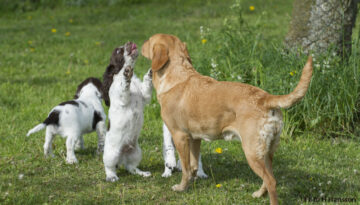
(318, 182), (322, 186)
(18, 174), (24, 180)
(354, 169), (358, 174)
(211, 58), (217, 68)
(327, 180), (331, 185)
(237, 75), (242, 81)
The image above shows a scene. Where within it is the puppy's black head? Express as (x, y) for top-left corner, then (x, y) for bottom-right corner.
(74, 77), (103, 99)
(103, 42), (138, 106)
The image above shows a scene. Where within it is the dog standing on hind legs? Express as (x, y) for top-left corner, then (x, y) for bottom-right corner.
(26, 77), (107, 164)
(102, 42), (152, 182)
(141, 33), (313, 205)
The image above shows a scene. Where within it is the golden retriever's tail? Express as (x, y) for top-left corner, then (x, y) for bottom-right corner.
(264, 56), (313, 109)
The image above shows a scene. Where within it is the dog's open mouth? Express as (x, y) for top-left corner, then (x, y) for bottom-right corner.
(126, 42), (138, 58)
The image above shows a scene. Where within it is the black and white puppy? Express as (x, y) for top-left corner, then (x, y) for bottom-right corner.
(27, 77), (107, 164)
(102, 42), (152, 181)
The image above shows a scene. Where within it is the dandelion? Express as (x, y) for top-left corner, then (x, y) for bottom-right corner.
(309, 177), (313, 181)
(30, 48), (35, 52)
(28, 40), (33, 45)
(65, 32), (71, 36)
(290, 71), (294, 76)
(27, 16), (32, 20)
(249, 6), (255, 11)
(69, 19), (74, 23)
(66, 68), (71, 75)
(215, 147), (222, 154)
(216, 184), (222, 188)
(95, 42), (101, 46)
(51, 28), (57, 33)
(83, 59), (89, 65)
(201, 39), (207, 44)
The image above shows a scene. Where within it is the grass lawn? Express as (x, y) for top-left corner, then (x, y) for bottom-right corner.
(1, 0), (359, 204)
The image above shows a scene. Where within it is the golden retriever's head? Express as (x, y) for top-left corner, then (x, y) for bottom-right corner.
(141, 34), (192, 72)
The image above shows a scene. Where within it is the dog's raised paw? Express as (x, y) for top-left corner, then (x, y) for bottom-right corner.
(124, 66), (133, 81)
(106, 176), (119, 182)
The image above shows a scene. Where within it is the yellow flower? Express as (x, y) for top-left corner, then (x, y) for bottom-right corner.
(201, 39), (207, 44)
(65, 32), (71, 36)
(290, 71), (294, 76)
(95, 42), (101, 46)
(216, 184), (222, 188)
(30, 48), (35, 52)
(83, 59), (89, 65)
(28, 41), (33, 45)
(215, 148), (222, 154)
(69, 19), (74, 23)
(27, 16), (32, 20)
(249, 6), (255, 11)
(51, 28), (57, 33)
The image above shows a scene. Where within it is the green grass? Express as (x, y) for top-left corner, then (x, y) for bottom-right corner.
(1, 0), (360, 204)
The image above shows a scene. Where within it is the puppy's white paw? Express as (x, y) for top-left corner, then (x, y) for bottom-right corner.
(161, 168), (172, 178)
(196, 170), (208, 179)
(106, 175), (119, 182)
(140, 171), (151, 178)
(66, 157), (78, 164)
(164, 151), (176, 170)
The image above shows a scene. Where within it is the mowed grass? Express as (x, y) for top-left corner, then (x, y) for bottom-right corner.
(1, 0), (360, 204)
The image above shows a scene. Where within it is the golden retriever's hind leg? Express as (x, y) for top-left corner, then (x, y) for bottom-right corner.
(171, 131), (192, 192)
(244, 148), (278, 205)
(189, 139), (201, 178)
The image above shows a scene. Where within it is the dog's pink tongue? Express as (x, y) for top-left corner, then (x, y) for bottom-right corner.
(131, 43), (137, 50)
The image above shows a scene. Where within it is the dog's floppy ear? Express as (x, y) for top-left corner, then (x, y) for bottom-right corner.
(102, 64), (114, 106)
(152, 43), (169, 72)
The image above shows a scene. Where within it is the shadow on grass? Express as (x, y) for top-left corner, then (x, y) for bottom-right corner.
(199, 152), (359, 203)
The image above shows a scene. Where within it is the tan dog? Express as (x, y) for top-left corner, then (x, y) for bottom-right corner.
(142, 34), (312, 205)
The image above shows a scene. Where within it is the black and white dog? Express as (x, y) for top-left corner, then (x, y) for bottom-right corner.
(27, 77), (107, 164)
(102, 42), (152, 181)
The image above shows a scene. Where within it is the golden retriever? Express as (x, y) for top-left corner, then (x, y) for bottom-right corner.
(142, 34), (312, 205)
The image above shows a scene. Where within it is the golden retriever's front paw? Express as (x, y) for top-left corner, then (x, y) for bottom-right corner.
(171, 184), (186, 192)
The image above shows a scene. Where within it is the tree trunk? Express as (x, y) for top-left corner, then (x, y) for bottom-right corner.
(285, 0), (358, 58)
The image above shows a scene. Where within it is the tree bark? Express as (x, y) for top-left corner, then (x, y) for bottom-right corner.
(285, 0), (358, 58)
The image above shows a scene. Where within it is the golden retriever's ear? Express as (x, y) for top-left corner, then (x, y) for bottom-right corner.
(152, 44), (169, 72)
(141, 40), (150, 59)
